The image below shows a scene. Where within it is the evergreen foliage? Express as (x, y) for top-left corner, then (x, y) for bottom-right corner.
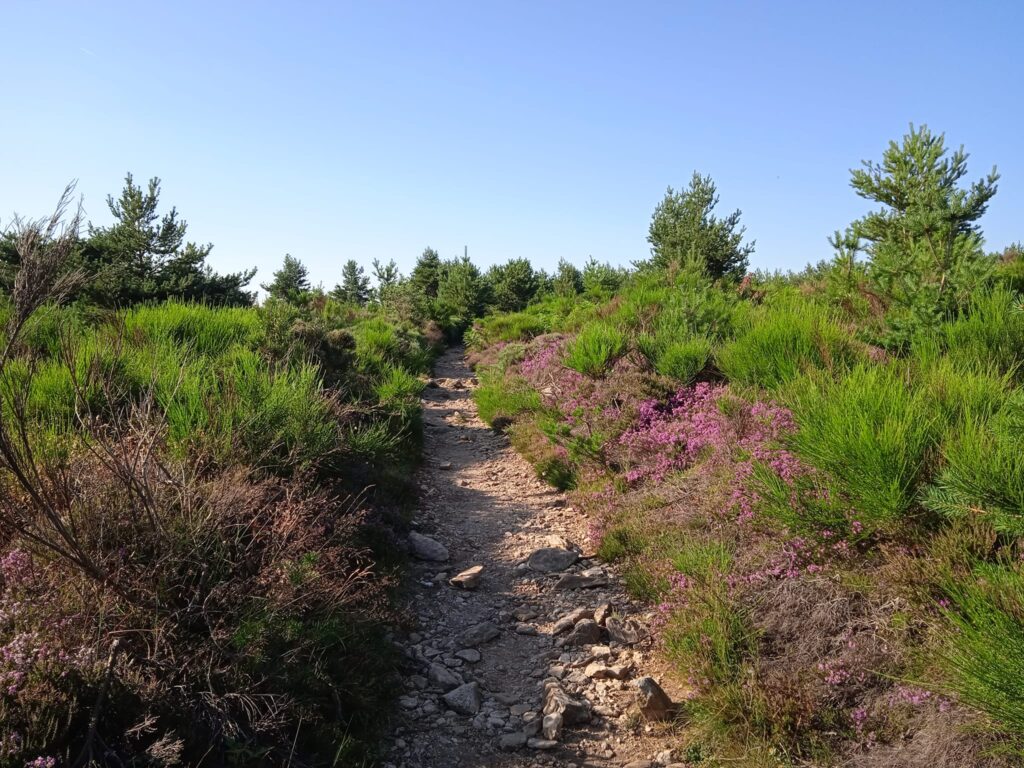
(647, 172), (754, 279)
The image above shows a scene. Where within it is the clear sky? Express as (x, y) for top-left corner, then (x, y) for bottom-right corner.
(2, 1), (1021, 289)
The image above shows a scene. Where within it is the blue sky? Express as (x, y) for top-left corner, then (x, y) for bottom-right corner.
(1, 1), (1021, 289)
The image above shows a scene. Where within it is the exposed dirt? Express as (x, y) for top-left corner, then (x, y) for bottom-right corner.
(383, 348), (685, 768)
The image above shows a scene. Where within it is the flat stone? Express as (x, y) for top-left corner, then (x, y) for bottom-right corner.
(623, 762), (654, 768)
(563, 619), (601, 647)
(455, 648), (481, 663)
(584, 662), (631, 680)
(443, 682), (482, 715)
(544, 534), (575, 550)
(428, 662), (463, 690)
(551, 607), (593, 634)
(527, 738), (558, 750)
(408, 531), (449, 562)
(634, 677), (674, 721)
(459, 621), (500, 647)
(606, 617), (647, 645)
(450, 565), (484, 589)
(514, 623), (538, 635)
(498, 732), (527, 751)
(527, 547), (578, 573)
(594, 603), (612, 626)
(553, 572), (607, 590)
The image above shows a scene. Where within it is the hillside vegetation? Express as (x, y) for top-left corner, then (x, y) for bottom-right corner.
(468, 126), (1024, 766)
(0, 189), (442, 765)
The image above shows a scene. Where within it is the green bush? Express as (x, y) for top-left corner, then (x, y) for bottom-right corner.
(940, 287), (1024, 378)
(717, 295), (862, 390)
(564, 322), (626, 377)
(785, 364), (940, 527)
(924, 392), (1024, 534)
(939, 562), (1024, 746)
(645, 335), (713, 384)
(474, 371), (541, 428)
(663, 539), (748, 689)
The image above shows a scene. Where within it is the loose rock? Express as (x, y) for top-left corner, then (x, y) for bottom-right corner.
(551, 607), (594, 634)
(543, 685), (592, 725)
(527, 547), (578, 573)
(606, 616), (647, 645)
(563, 618), (601, 647)
(428, 662), (463, 690)
(634, 677), (675, 721)
(443, 682), (483, 715)
(408, 531), (449, 562)
(459, 621), (500, 647)
(542, 712), (563, 740)
(498, 732), (527, 750)
(527, 738), (558, 750)
(449, 565), (484, 589)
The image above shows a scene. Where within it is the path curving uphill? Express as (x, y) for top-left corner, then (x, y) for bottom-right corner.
(384, 347), (683, 768)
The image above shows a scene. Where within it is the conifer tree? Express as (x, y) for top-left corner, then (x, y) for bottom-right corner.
(262, 254), (310, 304)
(647, 172), (753, 279)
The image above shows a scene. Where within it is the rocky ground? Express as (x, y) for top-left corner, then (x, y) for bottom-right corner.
(383, 347), (688, 768)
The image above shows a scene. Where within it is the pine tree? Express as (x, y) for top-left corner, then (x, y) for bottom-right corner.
(486, 258), (538, 312)
(553, 258), (583, 296)
(846, 124), (999, 341)
(262, 254), (310, 304)
(410, 247), (441, 298)
(647, 173), (753, 280)
(82, 173), (255, 306)
(332, 259), (371, 305)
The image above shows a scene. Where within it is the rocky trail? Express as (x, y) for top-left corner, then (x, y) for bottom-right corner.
(384, 348), (687, 768)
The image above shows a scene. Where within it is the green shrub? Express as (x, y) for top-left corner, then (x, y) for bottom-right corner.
(375, 365), (424, 406)
(124, 300), (263, 358)
(785, 364), (940, 527)
(914, 350), (1011, 425)
(474, 372), (540, 427)
(924, 392), (1024, 534)
(564, 322), (626, 377)
(664, 539), (748, 689)
(941, 287), (1024, 378)
(650, 335), (713, 384)
(939, 562), (1024, 745)
(717, 295), (862, 390)
(469, 310), (549, 347)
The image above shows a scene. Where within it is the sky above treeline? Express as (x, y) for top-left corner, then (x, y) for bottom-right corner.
(1, 1), (1021, 289)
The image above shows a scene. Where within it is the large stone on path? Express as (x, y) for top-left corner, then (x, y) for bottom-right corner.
(428, 662), (463, 690)
(542, 712), (563, 740)
(543, 684), (592, 725)
(606, 616), (647, 645)
(498, 732), (527, 750)
(443, 682), (482, 715)
(562, 619), (601, 647)
(527, 547), (578, 573)
(408, 531), (449, 562)
(458, 621), (500, 647)
(450, 565), (484, 589)
(551, 607), (594, 634)
(633, 676), (675, 721)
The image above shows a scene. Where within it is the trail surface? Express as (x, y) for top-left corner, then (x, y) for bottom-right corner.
(384, 348), (683, 768)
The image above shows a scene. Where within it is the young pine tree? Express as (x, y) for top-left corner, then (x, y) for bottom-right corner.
(262, 254), (310, 304)
(332, 259), (371, 305)
(846, 124), (999, 343)
(647, 172), (754, 280)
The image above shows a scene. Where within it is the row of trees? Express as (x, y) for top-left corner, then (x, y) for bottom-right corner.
(261, 247), (629, 333)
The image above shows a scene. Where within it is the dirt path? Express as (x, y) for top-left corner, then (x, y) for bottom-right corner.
(383, 348), (683, 768)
